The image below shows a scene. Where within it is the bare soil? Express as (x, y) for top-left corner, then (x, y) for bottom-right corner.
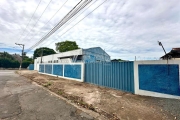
(17, 70), (180, 120)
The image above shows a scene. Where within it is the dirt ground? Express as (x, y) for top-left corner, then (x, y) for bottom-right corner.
(17, 70), (180, 120)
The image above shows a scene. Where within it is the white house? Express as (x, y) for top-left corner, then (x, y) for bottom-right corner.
(34, 47), (110, 71)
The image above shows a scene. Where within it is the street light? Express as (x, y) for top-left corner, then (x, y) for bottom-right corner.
(158, 41), (167, 55)
(15, 43), (25, 70)
(158, 41), (170, 75)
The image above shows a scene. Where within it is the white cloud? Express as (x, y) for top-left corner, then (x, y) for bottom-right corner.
(0, 0), (180, 60)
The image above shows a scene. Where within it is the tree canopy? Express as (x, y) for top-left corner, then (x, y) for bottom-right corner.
(55, 40), (79, 52)
(111, 59), (125, 62)
(0, 51), (33, 68)
(33, 47), (56, 59)
(0, 52), (14, 60)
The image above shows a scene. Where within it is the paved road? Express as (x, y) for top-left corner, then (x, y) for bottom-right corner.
(0, 70), (94, 120)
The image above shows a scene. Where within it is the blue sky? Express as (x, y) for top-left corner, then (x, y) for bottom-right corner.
(0, 0), (180, 60)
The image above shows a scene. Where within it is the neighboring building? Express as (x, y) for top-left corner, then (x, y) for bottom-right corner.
(161, 48), (180, 60)
(34, 47), (110, 64)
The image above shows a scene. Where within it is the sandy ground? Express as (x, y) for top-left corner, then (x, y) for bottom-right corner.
(18, 70), (180, 120)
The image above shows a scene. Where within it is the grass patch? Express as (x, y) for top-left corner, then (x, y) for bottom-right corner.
(43, 81), (52, 87)
(58, 90), (64, 95)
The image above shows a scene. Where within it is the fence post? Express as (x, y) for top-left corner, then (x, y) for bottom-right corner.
(52, 64), (53, 74)
(81, 63), (85, 82)
(63, 64), (64, 77)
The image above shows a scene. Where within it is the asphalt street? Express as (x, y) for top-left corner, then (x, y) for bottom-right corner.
(0, 70), (94, 120)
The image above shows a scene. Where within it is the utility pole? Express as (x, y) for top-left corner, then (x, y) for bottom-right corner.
(15, 43), (25, 70)
(41, 48), (43, 63)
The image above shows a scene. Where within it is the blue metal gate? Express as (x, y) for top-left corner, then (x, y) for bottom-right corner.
(85, 62), (134, 93)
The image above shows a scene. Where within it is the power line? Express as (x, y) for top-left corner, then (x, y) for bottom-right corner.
(26, 0), (69, 44)
(37, 0), (97, 47)
(40, 0), (98, 47)
(26, 0), (92, 52)
(21, 0), (53, 42)
(18, 0), (42, 43)
(44, 0), (108, 48)
(27, 0), (87, 50)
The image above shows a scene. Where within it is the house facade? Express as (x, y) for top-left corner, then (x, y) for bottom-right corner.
(34, 47), (110, 68)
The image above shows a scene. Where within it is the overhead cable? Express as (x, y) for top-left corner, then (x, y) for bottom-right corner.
(26, 0), (92, 52)
(21, 0), (53, 42)
(44, 0), (108, 48)
(26, 0), (69, 42)
(40, 0), (98, 47)
(18, 0), (42, 43)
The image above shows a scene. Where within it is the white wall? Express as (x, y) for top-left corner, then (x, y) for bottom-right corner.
(38, 63), (85, 82)
(34, 57), (41, 71)
(134, 60), (180, 99)
(34, 49), (83, 66)
(173, 58), (180, 60)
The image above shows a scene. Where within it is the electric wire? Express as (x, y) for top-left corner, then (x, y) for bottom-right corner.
(27, 0), (86, 50)
(26, 0), (92, 52)
(18, 0), (42, 43)
(21, 0), (53, 42)
(26, 0), (86, 48)
(39, 0), (98, 47)
(43, 0), (108, 49)
(26, 0), (107, 53)
(26, 0), (69, 43)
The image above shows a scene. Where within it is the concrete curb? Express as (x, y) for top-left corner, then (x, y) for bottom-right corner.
(32, 81), (107, 120)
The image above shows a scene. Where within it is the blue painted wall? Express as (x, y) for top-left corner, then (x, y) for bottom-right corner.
(85, 62), (134, 93)
(64, 65), (81, 79)
(45, 64), (52, 74)
(39, 64), (44, 73)
(28, 64), (34, 70)
(53, 65), (63, 76)
(83, 47), (110, 63)
(139, 64), (180, 96)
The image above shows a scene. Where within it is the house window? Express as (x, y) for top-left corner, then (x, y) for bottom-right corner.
(48, 61), (52, 63)
(54, 60), (58, 63)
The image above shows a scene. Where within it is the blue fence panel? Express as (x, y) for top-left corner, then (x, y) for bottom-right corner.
(28, 64), (34, 70)
(39, 64), (44, 73)
(139, 64), (180, 96)
(85, 62), (134, 93)
(53, 64), (63, 76)
(64, 65), (81, 79)
(45, 64), (52, 74)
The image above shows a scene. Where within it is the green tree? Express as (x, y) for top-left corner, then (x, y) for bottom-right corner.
(33, 47), (56, 59)
(111, 59), (125, 62)
(55, 40), (79, 52)
(0, 52), (14, 60)
(0, 51), (34, 68)
(0, 58), (19, 68)
(22, 60), (31, 68)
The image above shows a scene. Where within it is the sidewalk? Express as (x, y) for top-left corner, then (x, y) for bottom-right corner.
(18, 70), (180, 120)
